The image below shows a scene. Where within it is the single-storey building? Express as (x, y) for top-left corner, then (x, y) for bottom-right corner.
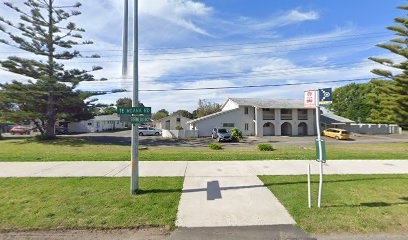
(320, 113), (355, 129)
(188, 98), (317, 137)
(320, 112), (402, 134)
(155, 115), (191, 130)
(67, 114), (126, 133)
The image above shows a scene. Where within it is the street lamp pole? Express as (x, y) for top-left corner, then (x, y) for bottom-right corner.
(131, 0), (139, 194)
(122, 0), (128, 77)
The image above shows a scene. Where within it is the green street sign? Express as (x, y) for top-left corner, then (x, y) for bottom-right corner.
(315, 139), (327, 163)
(117, 107), (151, 115)
(131, 116), (147, 124)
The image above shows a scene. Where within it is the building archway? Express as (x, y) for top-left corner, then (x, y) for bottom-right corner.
(298, 122), (308, 136)
(281, 122), (292, 136)
(263, 122), (275, 136)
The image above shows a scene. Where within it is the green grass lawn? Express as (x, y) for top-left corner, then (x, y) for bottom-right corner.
(259, 174), (408, 233)
(0, 177), (183, 230)
(0, 138), (407, 161)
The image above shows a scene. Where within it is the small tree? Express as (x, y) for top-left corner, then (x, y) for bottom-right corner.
(0, 1), (107, 139)
(194, 99), (221, 118)
(116, 97), (132, 108)
(152, 109), (169, 120)
(173, 109), (193, 119)
(369, 4), (408, 128)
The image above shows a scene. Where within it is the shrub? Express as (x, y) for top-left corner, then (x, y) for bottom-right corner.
(257, 143), (274, 151)
(175, 125), (184, 130)
(230, 128), (243, 141)
(209, 143), (222, 150)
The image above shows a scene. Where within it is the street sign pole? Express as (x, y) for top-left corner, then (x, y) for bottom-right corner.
(304, 90), (316, 209)
(316, 90), (323, 208)
(131, 0), (139, 195)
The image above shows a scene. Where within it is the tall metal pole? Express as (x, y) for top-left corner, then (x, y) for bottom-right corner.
(315, 91), (323, 208)
(131, 0), (139, 194)
(122, 0), (129, 77)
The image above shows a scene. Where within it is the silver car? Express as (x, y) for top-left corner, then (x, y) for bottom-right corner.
(212, 128), (232, 142)
(138, 126), (161, 136)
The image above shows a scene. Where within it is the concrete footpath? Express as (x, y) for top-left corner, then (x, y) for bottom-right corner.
(1, 160), (408, 178)
(1, 160), (407, 239)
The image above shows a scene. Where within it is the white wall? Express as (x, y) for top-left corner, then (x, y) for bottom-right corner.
(193, 107), (255, 137)
(344, 124), (402, 135)
(162, 129), (198, 138)
(255, 108), (316, 136)
(68, 120), (126, 133)
(222, 99), (239, 111)
(192, 107), (317, 137)
(157, 116), (190, 130)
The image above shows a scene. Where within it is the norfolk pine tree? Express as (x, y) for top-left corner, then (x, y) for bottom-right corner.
(369, 5), (408, 129)
(0, 0), (107, 139)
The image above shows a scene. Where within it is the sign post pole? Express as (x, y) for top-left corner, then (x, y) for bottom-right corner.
(316, 92), (323, 208)
(304, 90), (316, 209)
(307, 163), (312, 208)
(131, 0), (139, 195)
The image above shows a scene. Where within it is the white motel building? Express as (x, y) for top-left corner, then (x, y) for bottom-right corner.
(188, 98), (317, 137)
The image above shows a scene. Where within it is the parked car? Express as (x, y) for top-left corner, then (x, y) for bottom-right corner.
(10, 126), (32, 135)
(212, 128), (232, 142)
(138, 126), (161, 136)
(322, 128), (350, 140)
(55, 127), (68, 135)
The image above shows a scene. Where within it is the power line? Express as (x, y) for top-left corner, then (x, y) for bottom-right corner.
(1, 77), (377, 93)
(0, 32), (391, 57)
(14, 40), (382, 64)
(1, 59), (394, 85)
(138, 77), (375, 92)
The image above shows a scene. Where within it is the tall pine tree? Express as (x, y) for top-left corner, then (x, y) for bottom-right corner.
(369, 4), (408, 129)
(0, 0), (106, 139)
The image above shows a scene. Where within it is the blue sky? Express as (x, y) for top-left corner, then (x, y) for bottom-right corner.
(0, 0), (403, 112)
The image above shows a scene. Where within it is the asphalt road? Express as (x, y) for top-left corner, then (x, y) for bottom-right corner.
(55, 130), (408, 147)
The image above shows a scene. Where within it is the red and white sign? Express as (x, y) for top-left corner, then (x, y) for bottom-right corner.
(304, 90), (317, 108)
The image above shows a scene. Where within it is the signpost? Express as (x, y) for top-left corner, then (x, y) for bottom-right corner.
(130, 116), (147, 124)
(304, 87), (332, 208)
(117, 107), (151, 115)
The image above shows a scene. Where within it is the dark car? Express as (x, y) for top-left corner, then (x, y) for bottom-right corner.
(212, 128), (232, 142)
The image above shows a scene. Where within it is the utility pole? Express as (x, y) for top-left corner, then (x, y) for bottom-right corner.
(122, 0), (129, 77)
(131, 0), (139, 194)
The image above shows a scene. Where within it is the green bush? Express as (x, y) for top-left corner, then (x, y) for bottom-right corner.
(257, 144), (274, 151)
(175, 125), (184, 130)
(208, 143), (222, 150)
(230, 128), (243, 141)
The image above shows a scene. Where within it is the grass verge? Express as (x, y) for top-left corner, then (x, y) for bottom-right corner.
(259, 174), (408, 233)
(0, 177), (183, 230)
(0, 138), (407, 161)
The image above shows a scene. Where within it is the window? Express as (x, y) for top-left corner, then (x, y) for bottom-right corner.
(263, 108), (275, 120)
(245, 123), (249, 131)
(176, 118), (181, 122)
(298, 109), (308, 120)
(244, 107), (249, 115)
(280, 109), (292, 120)
(222, 123), (235, 128)
(88, 122), (92, 126)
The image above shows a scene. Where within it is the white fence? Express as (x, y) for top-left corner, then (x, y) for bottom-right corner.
(162, 130), (198, 138)
(344, 124), (402, 135)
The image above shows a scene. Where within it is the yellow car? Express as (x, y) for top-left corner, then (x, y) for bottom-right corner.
(322, 128), (350, 140)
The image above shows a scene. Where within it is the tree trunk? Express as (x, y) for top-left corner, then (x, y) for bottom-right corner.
(44, 0), (56, 140)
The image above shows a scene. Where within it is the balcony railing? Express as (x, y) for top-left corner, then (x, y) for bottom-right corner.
(281, 114), (292, 120)
(263, 114), (275, 120)
(298, 114), (308, 120)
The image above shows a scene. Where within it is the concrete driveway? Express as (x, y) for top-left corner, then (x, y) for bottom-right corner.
(56, 130), (408, 147)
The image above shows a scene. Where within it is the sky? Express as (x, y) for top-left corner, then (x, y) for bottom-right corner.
(0, 0), (403, 112)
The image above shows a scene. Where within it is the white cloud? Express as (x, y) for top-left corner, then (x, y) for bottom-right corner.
(254, 10), (319, 30)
